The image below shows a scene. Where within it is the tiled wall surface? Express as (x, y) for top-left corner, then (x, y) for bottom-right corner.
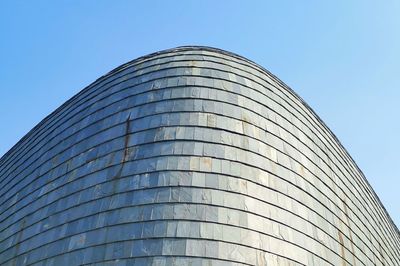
(0, 46), (399, 265)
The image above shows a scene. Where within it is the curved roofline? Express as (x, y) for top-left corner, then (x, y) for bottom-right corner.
(69, 45), (400, 234)
(1, 45), (398, 235)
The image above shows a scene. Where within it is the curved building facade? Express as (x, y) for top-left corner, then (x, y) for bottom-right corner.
(0, 46), (399, 265)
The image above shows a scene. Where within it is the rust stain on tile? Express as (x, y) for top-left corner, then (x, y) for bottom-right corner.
(338, 230), (346, 266)
(122, 113), (132, 163)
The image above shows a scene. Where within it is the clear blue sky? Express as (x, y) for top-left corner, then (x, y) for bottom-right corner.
(1, 1), (399, 227)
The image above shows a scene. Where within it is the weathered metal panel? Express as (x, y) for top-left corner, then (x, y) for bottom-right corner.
(0, 46), (399, 265)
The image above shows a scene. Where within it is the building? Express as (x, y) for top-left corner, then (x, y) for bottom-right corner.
(0, 46), (399, 265)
